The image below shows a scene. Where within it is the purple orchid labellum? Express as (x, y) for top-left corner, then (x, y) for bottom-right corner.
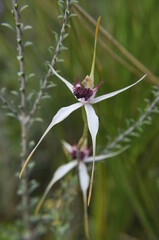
(73, 80), (94, 101)
(63, 141), (91, 161)
(19, 17), (146, 203)
(73, 78), (104, 102)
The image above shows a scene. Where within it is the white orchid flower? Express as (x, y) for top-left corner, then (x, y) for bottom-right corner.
(35, 141), (128, 239)
(19, 17), (146, 203)
(49, 69), (145, 204)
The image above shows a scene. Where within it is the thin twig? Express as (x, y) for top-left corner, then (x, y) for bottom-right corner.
(11, 0), (31, 238)
(105, 93), (159, 152)
(73, 4), (159, 85)
(12, 0), (26, 114)
(30, 0), (70, 117)
(0, 93), (18, 117)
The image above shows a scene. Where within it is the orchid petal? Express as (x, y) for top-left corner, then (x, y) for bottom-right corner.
(85, 146), (129, 163)
(19, 102), (83, 179)
(84, 104), (99, 159)
(78, 162), (90, 239)
(61, 140), (73, 154)
(50, 65), (74, 94)
(84, 104), (99, 205)
(35, 160), (78, 214)
(92, 74), (146, 104)
(78, 162), (90, 202)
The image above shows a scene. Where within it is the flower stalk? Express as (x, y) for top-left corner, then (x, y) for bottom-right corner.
(77, 108), (89, 238)
(84, 200), (90, 240)
(77, 107), (88, 150)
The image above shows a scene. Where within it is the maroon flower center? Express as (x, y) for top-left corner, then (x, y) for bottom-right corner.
(73, 82), (93, 101)
(72, 149), (88, 161)
(72, 149), (77, 159)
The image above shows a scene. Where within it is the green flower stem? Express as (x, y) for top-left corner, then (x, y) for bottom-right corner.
(83, 194), (90, 240)
(77, 107), (90, 239)
(77, 107), (88, 151)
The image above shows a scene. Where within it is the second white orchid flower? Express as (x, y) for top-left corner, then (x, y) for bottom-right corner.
(35, 141), (128, 239)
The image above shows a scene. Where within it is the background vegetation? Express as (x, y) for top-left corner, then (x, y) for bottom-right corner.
(0, 0), (159, 239)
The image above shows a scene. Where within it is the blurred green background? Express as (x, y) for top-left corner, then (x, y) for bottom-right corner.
(0, 0), (159, 239)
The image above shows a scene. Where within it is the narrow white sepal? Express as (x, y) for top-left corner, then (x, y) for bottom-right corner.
(50, 65), (74, 94)
(35, 160), (78, 214)
(84, 104), (99, 205)
(61, 140), (73, 153)
(78, 161), (90, 239)
(92, 74), (146, 104)
(84, 104), (99, 159)
(52, 102), (83, 125)
(49, 160), (78, 186)
(78, 162), (90, 199)
(19, 102), (83, 178)
(85, 146), (129, 163)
